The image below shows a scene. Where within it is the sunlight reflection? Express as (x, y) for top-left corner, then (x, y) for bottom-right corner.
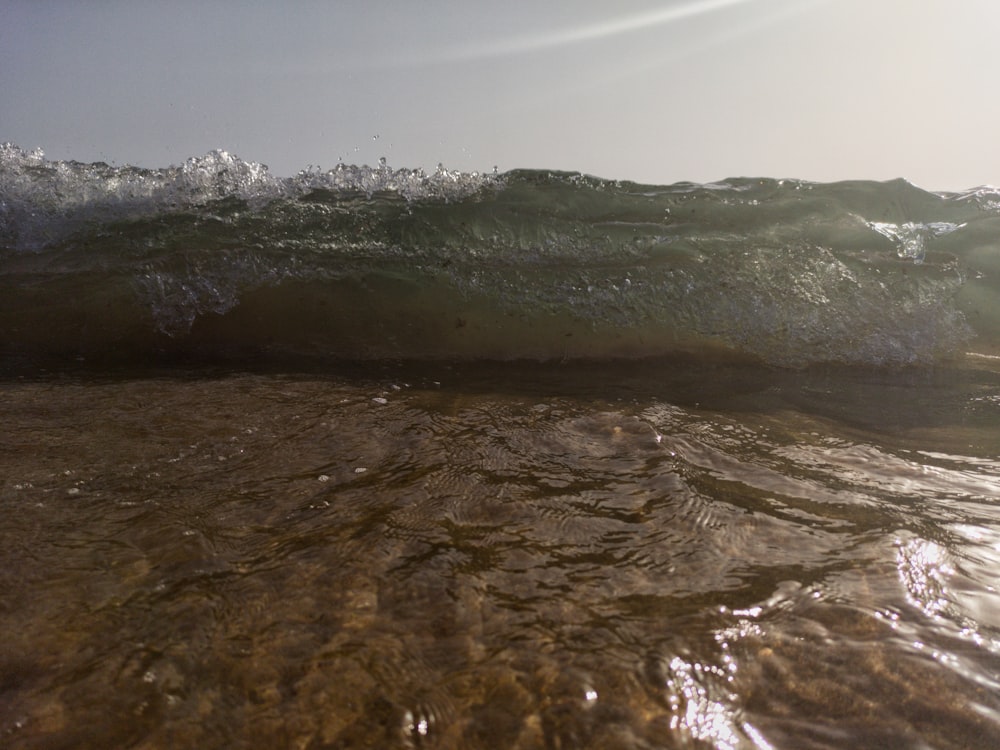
(897, 538), (954, 618)
(353, 0), (828, 72)
(665, 655), (747, 749)
(450, 0), (758, 60)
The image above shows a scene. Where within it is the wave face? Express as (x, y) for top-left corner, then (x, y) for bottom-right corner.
(3, 143), (1000, 366)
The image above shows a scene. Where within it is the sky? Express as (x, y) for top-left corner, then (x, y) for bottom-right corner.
(1, 0), (997, 190)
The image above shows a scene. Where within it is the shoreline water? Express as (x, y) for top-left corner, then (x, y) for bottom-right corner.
(3, 358), (1000, 748)
(4, 146), (1000, 747)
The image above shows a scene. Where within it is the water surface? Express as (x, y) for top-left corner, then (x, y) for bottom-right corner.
(3, 359), (1000, 749)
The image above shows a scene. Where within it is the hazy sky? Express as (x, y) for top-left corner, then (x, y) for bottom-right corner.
(2, 0), (997, 189)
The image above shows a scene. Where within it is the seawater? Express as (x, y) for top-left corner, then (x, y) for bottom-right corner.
(4, 144), (1000, 366)
(3, 145), (1000, 749)
(4, 361), (1000, 749)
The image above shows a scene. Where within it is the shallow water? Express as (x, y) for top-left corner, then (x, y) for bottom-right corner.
(3, 359), (1000, 749)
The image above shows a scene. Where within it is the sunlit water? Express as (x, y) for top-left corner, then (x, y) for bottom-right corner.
(3, 359), (1000, 749)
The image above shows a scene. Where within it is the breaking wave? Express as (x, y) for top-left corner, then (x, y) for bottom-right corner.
(3, 143), (999, 367)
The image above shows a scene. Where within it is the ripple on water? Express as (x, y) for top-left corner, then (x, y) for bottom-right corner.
(4, 369), (1000, 748)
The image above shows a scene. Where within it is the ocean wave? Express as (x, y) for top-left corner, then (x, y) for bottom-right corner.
(2, 144), (999, 367)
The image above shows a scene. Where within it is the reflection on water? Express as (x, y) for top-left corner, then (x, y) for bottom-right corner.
(2, 361), (1000, 748)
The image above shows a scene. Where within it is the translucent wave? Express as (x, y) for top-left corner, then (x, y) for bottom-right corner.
(4, 145), (1000, 367)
